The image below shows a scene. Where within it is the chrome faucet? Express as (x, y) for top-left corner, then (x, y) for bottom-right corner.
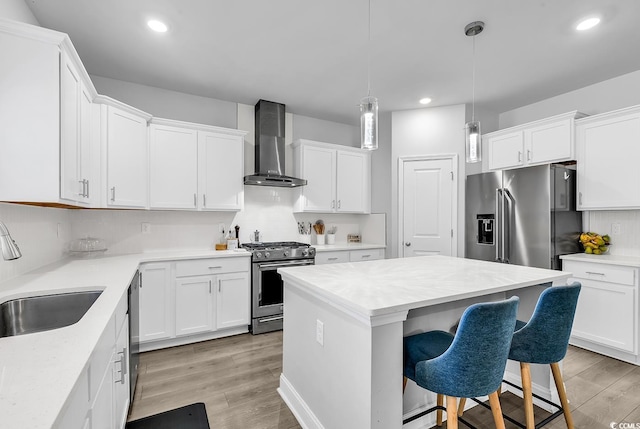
(0, 221), (22, 260)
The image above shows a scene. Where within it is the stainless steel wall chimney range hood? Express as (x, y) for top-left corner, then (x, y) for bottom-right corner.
(244, 100), (307, 187)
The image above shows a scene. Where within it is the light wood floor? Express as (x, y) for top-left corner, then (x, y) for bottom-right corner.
(128, 332), (640, 429)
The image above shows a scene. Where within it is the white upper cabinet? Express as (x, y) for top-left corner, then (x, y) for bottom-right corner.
(97, 98), (151, 209)
(60, 49), (94, 205)
(485, 111), (585, 171)
(149, 123), (199, 209)
(0, 20), (98, 205)
(148, 118), (246, 211)
(576, 105), (640, 210)
(293, 139), (371, 214)
(198, 130), (244, 211)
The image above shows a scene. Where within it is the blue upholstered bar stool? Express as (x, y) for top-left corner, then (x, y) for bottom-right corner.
(508, 283), (581, 429)
(403, 297), (519, 429)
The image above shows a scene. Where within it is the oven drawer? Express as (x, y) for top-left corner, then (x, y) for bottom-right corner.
(175, 257), (250, 277)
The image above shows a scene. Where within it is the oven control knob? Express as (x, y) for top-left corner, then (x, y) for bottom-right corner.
(255, 252), (262, 258)
(302, 249), (309, 256)
(283, 251), (289, 257)
(265, 252), (271, 258)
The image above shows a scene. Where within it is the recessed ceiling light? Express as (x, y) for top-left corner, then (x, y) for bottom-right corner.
(147, 20), (168, 33)
(576, 17), (600, 31)
(419, 97), (432, 105)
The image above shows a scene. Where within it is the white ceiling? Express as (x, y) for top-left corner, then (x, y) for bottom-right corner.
(26, 0), (640, 125)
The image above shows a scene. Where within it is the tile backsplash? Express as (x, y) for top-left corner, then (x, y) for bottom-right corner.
(0, 203), (70, 284)
(587, 210), (640, 257)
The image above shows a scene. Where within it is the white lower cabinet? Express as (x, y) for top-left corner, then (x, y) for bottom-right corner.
(175, 276), (215, 336)
(139, 262), (174, 342)
(217, 272), (250, 329)
(315, 248), (384, 265)
(55, 293), (129, 429)
(140, 257), (250, 351)
(563, 259), (639, 363)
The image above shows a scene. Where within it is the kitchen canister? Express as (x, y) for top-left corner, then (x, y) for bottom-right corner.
(316, 234), (325, 245)
(326, 234), (336, 245)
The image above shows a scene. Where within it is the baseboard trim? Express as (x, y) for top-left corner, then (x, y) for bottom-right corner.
(139, 326), (248, 352)
(278, 374), (325, 429)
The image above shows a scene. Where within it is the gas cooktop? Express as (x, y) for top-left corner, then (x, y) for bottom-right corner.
(242, 241), (315, 261)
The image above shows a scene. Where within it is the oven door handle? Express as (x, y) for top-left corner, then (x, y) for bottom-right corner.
(257, 261), (314, 269)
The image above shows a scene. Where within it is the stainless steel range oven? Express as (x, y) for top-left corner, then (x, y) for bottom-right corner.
(243, 242), (315, 334)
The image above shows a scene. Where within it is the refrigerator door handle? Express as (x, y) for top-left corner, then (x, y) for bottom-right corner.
(503, 189), (516, 264)
(495, 188), (502, 263)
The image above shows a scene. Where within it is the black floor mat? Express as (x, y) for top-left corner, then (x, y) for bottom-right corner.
(126, 402), (210, 429)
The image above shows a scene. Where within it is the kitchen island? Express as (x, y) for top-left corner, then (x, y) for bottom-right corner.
(277, 255), (571, 429)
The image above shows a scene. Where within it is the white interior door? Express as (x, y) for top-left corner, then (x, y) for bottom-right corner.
(400, 157), (455, 257)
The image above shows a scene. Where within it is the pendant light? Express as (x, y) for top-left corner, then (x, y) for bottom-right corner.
(360, 0), (378, 150)
(464, 21), (484, 163)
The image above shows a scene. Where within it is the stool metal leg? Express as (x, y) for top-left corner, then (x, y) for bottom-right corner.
(550, 362), (574, 429)
(447, 396), (459, 429)
(403, 376), (407, 394)
(520, 362), (535, 429)
(488, 390), (506, 429)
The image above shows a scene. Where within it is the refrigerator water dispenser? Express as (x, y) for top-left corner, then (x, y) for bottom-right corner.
(477, 214), (494, 245)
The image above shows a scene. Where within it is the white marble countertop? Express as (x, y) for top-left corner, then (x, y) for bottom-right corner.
(279, 255), (571, 318)
(313, 243), (386, 252)
(0, 249), (250, 429)
(560, 253), (640, 268)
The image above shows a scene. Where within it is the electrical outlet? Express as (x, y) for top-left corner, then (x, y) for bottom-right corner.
(316, 319), (324, 346)
(218, 223), (225, 233)
(612, 223), (621, 235)
(141, 222), (151, 234)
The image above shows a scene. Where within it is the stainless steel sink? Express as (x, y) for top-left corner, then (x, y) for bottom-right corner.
(0, 290), (102, 337)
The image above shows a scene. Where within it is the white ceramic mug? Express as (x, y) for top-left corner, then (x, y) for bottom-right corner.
(326, 234), (336, 245)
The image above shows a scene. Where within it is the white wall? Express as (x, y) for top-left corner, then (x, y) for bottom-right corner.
(0, 203), (70, 284)
(91, 75), (237, 129)
(292, 114), (359, 146)
(499, 70), (640, 128)
(391, 104), (467, 258)
(499, 70), (640, 257)
(0, 0), (39, 25)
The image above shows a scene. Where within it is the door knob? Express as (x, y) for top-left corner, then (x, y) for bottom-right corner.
(405, 242), (411, 247)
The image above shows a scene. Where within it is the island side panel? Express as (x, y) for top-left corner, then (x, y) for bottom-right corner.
(279, 281), (406, 429)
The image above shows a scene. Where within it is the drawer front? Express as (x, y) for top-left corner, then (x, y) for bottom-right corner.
(315, 251), (349, 265)
(175, 257), (250, 277)
(563, 260), (637, 286)
(349, 248), (384, 262)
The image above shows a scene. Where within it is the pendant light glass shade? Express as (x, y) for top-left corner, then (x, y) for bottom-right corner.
(465, 120), (481, 163)
(360, 96), (378, 150)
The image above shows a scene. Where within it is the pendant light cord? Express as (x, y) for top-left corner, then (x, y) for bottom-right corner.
(367, 0), (371, 97)
(472, 33), (476, 122)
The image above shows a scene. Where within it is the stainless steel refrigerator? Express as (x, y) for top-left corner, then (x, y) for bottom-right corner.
(465, 164), (582, 270)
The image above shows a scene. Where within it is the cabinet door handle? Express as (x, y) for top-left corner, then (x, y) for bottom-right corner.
(209, 280), (212, 294)
(218, 280), (221, 293)
(193, 193), (197, 207)
(518, 151), (522, 162)
(405, 242), (411, 247)
(337, 200), (341, 209)
(114, 348), (127, 384)
(361, 254), (371, 258)
(139, 272), (142, 288)
(578, 192), (583, 206)
(85, 180), (89, 198)
(331, 200), (335, 209)
(110, 186), (116, 202)
(78, 180), (84, 197)
(208, 266), (223, 270)
(203, 194), (206, 207)
(527, 150), (531, 161)
(586, 271), (605, 276)
(328, 257), (338, 261)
